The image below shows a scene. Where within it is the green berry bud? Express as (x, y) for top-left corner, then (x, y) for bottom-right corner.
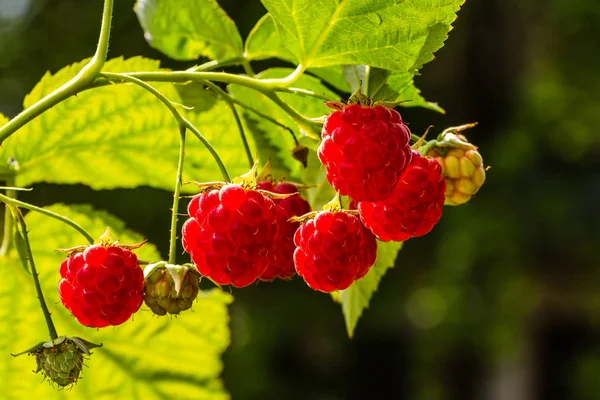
(143, 262), (199, 316)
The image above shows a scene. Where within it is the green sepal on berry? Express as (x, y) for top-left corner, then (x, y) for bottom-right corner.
(143, 261), (200, 316)
(12, 336), (101, 388)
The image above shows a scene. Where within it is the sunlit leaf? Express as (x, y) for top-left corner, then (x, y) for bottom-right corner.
(261, 0), (463, 71)
(337, 241), (403, 338)
(0, 57), (252, 189)
(0, 204), (232, 399)
(244, 13), (294, 62)
(135, 0), (243, 61)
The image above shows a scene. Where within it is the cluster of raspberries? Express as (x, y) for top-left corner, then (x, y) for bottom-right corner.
(57, 103), (448, 329)
(182, 103), (446, 293)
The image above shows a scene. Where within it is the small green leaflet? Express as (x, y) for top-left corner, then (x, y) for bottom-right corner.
(337, 241), (403, 338)
(0, 57), (254, 190)
(260, 0), (464, 71)
(0, 204), (232, 399)
(134, 0), (243, 61)
(342, 65), (444, 112)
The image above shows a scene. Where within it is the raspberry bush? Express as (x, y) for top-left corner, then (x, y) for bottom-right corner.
(0, 0), (481, 396)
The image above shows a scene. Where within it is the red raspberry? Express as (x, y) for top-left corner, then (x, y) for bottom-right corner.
(358, 151), (446, 242)
(257, 181), (311, 280)
(58, 244), (144, 328)
(182, 184), (279, 288)
(318, 103), (412, 202)
(293, 211), (377, 292)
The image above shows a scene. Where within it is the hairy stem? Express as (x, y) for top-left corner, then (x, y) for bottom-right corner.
(102, 72), (231, 182)
(187, 57), (247, 72)
(0, 175), (16, 256)
(11, 208), (58, 340)
(80, 0), (113, 78)
(203, 81), (253, 168)
(0, 192), (94, 244)
(168, 126), (186, 265)
(0, 0), (114, 145)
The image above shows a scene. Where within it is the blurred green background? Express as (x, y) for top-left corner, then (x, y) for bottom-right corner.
(1, 0), (599, 399)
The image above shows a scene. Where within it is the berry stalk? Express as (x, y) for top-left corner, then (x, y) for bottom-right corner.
(11, 207), (58, 340)
(0, 175), (16, 256)
(168, 125), (186, 265)
(102, 72), (231, 182)
(0, 191), (94, 244)
(203, 81), (253, 168)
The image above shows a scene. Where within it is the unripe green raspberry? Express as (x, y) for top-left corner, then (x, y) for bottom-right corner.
(13, 336), (101, 388)
(427, 133), (486, 206)
(34, 340), (84, 387)
(143, 262), (199, 316)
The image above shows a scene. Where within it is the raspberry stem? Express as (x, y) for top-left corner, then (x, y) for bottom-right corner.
(168, 126), (186, 265)
(10, 207), (59, 340)
(0, 0), (114, 145)
(203, 81), (254, 168)
(0, 191), (94, 244)
(0, 175), (16, 256)
(102, 72), (231, 182)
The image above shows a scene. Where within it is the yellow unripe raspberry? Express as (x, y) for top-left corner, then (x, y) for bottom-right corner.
(427, 135), (486, 206)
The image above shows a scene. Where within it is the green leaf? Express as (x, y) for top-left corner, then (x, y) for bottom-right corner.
(134, 0), (243, 61)
(261, 0), (463, 71)
(0, 204), (232, 399)
(0, 57), (252, 190)
(316, 64), (443, 112)
(0, 113), (8, 127)
(229, 68), (337, 179)
(244, 13), (294, 62)
(368, 69), (444, 112)
(337, 241), (403, 338)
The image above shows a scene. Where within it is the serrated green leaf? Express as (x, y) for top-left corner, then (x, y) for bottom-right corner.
(134, 0), (243, 61)
(0, 204), (232, 399)
(0, 56), (252, 190)
(244, 13), (294, 62)
(229, 68), (337, 179)
(261, 0), (463, 71)
(337, 241), (403, 338)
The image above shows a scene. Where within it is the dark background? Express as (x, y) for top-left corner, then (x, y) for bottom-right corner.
(1, 1), (599, 399)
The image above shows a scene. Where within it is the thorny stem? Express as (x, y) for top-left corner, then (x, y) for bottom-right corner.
(168, 126), (186, 265)
(0, 0), (114, 145)
(0, 192), (94, 244)
(202, 81), (253, 168)
(102, 72), (231, 182)
(0, 175), (16, 256)
(11, 207), (58, 340)
(188, 57), (248, 72)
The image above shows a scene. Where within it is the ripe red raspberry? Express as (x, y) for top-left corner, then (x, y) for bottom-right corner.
(358, 151), (446, 242)
(318, 103), (412, 202)
(293, 211), (377, 292)
(182, 184), (279, 288)
(257, 181), (311, 280)
(58, 244), (144, 328)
